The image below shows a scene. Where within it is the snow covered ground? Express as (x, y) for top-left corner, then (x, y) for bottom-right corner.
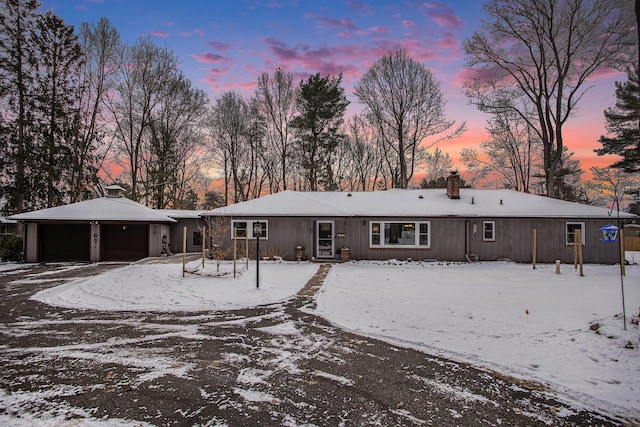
(15, 257), (640, 421)
(316, 260), (640, 420)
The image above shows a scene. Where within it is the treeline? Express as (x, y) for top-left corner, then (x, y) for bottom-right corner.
(1, 0), (637, 214)
(0, 1), (464, 213)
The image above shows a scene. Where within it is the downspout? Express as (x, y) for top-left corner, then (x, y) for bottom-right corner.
(464, 219), (471, 262)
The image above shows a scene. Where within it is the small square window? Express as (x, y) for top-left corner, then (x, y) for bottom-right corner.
(566, 222), (585, 245)
(483, 221), (495, 241)
(231, 220), (268, 239)
(193, 231), (202, 246)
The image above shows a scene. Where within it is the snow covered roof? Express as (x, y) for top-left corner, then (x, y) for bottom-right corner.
(157, 209), (205, 219)
(8, 197), (177, 223)
(203, 189), (638, 219)
(0, 216), (16, 224)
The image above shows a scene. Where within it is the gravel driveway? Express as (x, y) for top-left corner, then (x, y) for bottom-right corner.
(0, 262), (625, 426)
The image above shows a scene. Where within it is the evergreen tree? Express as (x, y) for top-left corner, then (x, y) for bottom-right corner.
(596, 66), (640, 173)
(291, 73), (349, 191)
(0, 0), (40, 214)
(32, 10), (83, 208)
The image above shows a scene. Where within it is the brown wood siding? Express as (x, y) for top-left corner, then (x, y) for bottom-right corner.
(102, 224), (148, 261)
(468, 218), (621, 264)
(39, 224), (90, 262)
(169, 219), (206, 254)
(208, 215), (624, 264)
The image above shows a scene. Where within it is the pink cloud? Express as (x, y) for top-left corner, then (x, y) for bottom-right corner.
(179, 32), (193, 37)
(202, 66), (233, 84)
(192, 52), (234, 64)
(369, 26), (390, 34)
(221, 80), (258, 91)
(208, 41), (232, 52)
(262, 37), (392, 78)
(164, 20), (173, 27)
(453, 67), (505, 87)
(193, 28), (205, 36)
(419, 2), (463, 30)
(304, 13), (358, 31)
(151, 31), (169, 38)
(266, 0), (284, 7)
(347, 0), (373, 16)
(438, 32), (460, 53)
(401, 20), (416, 29)
(587, 67), (625, 81)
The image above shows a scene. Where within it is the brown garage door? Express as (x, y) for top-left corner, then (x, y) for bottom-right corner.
(102, 224), (148, 261)
(39, 224), (90, 262)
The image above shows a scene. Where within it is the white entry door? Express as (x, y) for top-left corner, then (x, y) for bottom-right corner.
(316, 220), (334, 259)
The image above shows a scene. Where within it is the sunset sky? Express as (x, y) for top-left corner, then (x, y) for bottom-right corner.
(40, 0), (627, 174)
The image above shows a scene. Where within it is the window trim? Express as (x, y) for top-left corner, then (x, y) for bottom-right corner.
(369, 221), (430, 248)
(193, 230), (203, 246)
(231, 219), (268, 240)
(483, 221), (495, 242)
(566, 222), (585, 245)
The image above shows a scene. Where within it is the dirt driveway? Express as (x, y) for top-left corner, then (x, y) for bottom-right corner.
(0, 262), (625, 426)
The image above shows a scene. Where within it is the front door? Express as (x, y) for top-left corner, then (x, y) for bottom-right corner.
(316, 220), (334, 259)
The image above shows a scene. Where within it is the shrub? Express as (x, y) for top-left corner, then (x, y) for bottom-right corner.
(0, 234), (23, 262)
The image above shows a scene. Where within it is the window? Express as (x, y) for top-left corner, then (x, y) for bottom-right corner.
(370, 221), (430, 248)
(566, 222), (585, 245)
(483, 221), (495, 242)
(231, 220), (268, 239)
(193, 231), (202, 246)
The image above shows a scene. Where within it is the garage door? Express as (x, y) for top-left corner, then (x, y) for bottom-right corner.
(102, 224), (148, 261)
(39, 224), (90, 262)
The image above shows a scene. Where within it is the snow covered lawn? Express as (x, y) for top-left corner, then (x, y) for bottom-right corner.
(316, 260), (640, 419)
(32, 259), (318, 312)
(29, 258), (640, 419)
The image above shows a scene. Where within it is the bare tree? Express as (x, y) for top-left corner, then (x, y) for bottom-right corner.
(142, 72), (208, 208)
(71, 17), (121, 202)
(106, 35), (178, 201)
(354, 50), (466, 189)
(422, 147), (454, 184)
(341, 114), (384, 191)
(463, 0), (634, 197)
(461, 103), (539, 192)
(255, 68), (296, 193)
(209, 91), (259, 203)
(585, 166), (640, 209)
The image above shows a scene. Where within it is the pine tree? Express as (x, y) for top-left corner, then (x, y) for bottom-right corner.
(596, 66), (640, 173)
(291, 73), (349, 191)
(32, 10), (84, 208)
(0, 0), (40, 214)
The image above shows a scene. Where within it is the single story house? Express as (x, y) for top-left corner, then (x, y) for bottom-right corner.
(9, 186), (177, 262)
(202, 173), (638, 264)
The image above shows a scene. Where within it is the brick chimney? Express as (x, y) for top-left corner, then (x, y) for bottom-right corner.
(446, 171), (460, 199)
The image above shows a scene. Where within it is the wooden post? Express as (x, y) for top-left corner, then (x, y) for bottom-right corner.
(201, 226), (206, 268)
(577, 229), (584, 277)
(573, 233), (578, 271)
(182, 226), (187, 277)
(532, 229), (537, 269)
(620, 229), (625, 276)
(245, 233), (249, 269)
(233, 227), (237, 278)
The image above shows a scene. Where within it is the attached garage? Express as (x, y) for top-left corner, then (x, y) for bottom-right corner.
(39, 224), (90, 262)
(9, 185), (176, 263)
(102, 224), (149, 261)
